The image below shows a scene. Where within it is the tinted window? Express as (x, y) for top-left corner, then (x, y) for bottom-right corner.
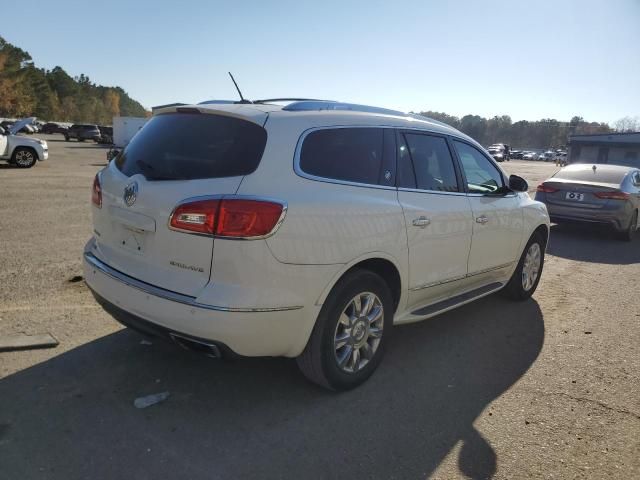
(300, 128), (384, 185)
(115, 113), (267, 180)
(401, 133), (459, 192)
(453, 141), (504, 194)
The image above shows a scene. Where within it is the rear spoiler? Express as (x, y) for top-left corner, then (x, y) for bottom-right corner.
(152, 104), (268, 126)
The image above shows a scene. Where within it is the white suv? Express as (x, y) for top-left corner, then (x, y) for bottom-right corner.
(0, 118), (49, 168)
(84, 100), (550, 390)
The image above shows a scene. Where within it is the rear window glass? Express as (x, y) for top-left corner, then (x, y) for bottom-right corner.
(556, 167), (627, 184)
(115, 113), (267, 180)
(299, 128), (384, 185)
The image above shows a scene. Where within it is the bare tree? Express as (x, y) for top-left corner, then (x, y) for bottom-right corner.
(614, 116), (640, 133)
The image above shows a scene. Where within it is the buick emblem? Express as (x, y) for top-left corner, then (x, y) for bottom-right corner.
(123, 181), (138, 207)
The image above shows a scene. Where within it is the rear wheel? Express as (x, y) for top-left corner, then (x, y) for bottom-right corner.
(12, 147), (37, 168)
(64, 134), (70, 141)
(297, 269), (393, 390)
(501, 231), (545, 301)
(618, 211), (638, 242)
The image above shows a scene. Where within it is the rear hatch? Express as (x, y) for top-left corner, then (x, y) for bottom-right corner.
(92, 109), (268, 296)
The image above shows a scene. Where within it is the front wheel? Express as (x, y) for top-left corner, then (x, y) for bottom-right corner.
(297, 269), (393, 390)
(500, 231), (545, 301)
(12, 147), (37, 168)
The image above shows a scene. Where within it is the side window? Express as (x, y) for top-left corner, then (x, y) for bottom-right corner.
(453, 141), (505, 194)
(398, 133), (459, 192)
(633, 171), (640, 186)
(299, 128), (384, 185)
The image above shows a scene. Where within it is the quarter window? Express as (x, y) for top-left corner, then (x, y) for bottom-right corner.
(398, 133), (459, 192)
(299, 128), (384, 185)
(453, 141), (505, 194)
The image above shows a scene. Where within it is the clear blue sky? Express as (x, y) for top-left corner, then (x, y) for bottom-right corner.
(4, 0), (639, 123)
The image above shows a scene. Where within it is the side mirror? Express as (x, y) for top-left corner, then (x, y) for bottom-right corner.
(509, 174), (528, 192)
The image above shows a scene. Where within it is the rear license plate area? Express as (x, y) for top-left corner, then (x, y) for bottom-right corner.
(565, 192), (584, 201)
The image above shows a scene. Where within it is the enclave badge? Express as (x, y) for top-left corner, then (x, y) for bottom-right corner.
(123, 181), (138, 207)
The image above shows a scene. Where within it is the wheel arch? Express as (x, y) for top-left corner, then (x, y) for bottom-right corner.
(315, 253), (404, 314)
(532, 223), (549, 248)
(12, 145), (39, 161)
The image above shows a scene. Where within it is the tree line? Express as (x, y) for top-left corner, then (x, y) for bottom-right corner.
(0, 36), (147, 125)
(415, 111), (638, 149)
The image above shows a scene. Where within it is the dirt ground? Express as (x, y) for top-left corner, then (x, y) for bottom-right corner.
(1, 137), (638, 479)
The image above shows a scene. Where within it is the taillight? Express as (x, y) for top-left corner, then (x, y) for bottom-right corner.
(217, 199), (284, 237)
(594, 191), (630, 200)
(169, 198), (285, 238)
(92, 173), (102, 208)
(170, 199), (220, 234)
(536, 184), (558, 193)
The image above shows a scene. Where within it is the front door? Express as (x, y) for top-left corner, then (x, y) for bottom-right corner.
(396, 132), (474, 308)
(451, 140), (523, 276)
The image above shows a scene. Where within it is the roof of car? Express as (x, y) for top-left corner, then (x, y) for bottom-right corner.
(153, 100), (473, 143)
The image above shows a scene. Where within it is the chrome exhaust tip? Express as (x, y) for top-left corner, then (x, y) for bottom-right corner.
(169, 332), (222, 358)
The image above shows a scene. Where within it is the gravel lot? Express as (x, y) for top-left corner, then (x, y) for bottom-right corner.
(1, 137), (638, 479)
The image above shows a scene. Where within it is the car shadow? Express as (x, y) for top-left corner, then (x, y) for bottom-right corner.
(0, 295), (544, 479)
(547, 223), (640, 264)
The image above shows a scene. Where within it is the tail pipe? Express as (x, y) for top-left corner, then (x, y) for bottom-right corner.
(169, 332), (222, 358)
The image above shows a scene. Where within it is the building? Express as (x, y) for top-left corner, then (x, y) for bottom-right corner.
(568, 132), (640, 167)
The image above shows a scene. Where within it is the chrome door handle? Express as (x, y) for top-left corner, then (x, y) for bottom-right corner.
(476, 215), (489, 224)
(412, 216), (431, 228)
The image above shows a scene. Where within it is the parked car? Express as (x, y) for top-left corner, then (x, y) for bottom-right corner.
(84, 100), (550, 390)
(487, 143), (510, 162)
(511, 150), (523, 159)
(541, 150), (554, 162)
(523, 151), (537, 161)
(0, 118), (49, 168)
(97, 126), (113, 144)
(65, 124), (101, 142)
(41, 122), (69, 135)
(536, 164), (640, 241)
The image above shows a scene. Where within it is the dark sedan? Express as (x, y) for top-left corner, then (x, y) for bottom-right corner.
(535, 164), (640, 241)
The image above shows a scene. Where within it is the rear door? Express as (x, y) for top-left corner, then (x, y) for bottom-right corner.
(92, 110), (268, 296)
(396, 131), (474, 307)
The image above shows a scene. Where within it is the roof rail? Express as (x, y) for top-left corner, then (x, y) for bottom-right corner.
(198, 99), (239, 105)
(254, 98), (331, 104)
(282, 101), (405, 116)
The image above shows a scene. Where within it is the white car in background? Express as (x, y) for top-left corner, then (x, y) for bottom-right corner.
(0, 118), (49, 168)
(84, 100), (550, 390)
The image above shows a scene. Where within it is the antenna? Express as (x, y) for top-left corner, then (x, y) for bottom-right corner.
(228, 72), (252, 104)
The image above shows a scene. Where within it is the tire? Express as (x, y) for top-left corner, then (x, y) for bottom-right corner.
(617, 211), (638, 242)
(297, 269), (394, 391)
(12, 147), (37, 168)
(64, 134), (70, 141)
(500, 231), (546, 301)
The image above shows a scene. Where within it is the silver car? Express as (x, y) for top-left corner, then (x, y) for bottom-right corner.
(535, 164), (640, 241)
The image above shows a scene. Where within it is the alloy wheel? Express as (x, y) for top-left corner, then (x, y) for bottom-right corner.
(333, 292), (384, 373)
(15, 150), (35, 167)
(522, 243), (541, 291)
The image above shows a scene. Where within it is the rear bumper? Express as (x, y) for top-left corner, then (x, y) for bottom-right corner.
(89, 288), (234, 358)
(536, 195), (631, 231)
(83, 249), (320, 357)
